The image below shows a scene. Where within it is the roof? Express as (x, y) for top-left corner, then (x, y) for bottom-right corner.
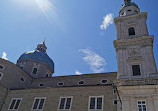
(18, 50), (54, 71)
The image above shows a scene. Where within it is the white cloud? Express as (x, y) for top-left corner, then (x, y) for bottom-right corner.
(2, 52), (8, 60)
(79, 49), (107, 73)
(75, 70), (82, 75)
(100, 14), (114, 30)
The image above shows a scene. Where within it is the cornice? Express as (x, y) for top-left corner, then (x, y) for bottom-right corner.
(114, 76), (158, 87)
(114, 12), (147, 25)
(113, 35), (154, 51)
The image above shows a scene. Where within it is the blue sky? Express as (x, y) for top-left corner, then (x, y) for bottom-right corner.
(0, 0), (157, 76)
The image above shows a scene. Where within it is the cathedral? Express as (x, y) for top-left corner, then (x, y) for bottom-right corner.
(0, 0), (157, 111)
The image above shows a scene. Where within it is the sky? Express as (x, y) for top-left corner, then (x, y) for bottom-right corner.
(0, 0), (157, 76)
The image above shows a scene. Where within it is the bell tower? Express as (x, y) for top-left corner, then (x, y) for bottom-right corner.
(114, 0), (157, 79)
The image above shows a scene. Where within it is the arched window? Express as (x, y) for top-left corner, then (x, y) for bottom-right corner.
(128, 27), (135, 36)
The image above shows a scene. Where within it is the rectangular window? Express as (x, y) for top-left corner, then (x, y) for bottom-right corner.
(32, 97), (46, 110)
(59, 96), (73, 110)
(132, 65), (141, 76)
(113, 89), (116, 94)
(9, 98), (22, 110)
(113, 100), (117, 105)
(32, 68), (38, 74)
(137, 100), (147, 111)
(90, 98), (95, 109)
(89, 96), (103, 110)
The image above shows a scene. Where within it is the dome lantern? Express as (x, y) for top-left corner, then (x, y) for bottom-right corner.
(36, 40), (47, 52)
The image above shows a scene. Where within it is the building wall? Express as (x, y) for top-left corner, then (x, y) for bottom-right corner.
(31, 72), (117, 88)
(1, 86), (117, 111)
(114, 11), (157, 79)
(114, 12), (148, 40)
(118, 85), (158, 111)
(0, 58), (118, 111)
(0, 58), (32, 89)
(17, 60), (53, 78)
(0, 86), (8, 111)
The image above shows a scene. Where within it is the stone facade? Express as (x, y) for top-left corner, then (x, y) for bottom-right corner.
(0, 59), (32, 89)
(114, 4), (157, 80)
(0, 58), (117, 111)
(30, 72), (116, 88)
(17, 60), (53, 78)
(1, 86), (117, 111)
(0, 0), (157, 111)
(114, 35), (157, 79)
(0, 86), (8, 110)
(114, 0), (158, 111)
(114, 12), (148, 40)
(115, 84), (158, 111)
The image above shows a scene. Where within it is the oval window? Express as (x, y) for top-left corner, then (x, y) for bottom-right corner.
(101, 80), (108, 84)
(58, 82), (64, 86)
(39, 83), (44, 87)
(78, 80), (85, 85)
(20, 77), (25, 82)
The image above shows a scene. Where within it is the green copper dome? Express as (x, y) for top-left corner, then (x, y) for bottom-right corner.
(120, 0), (139, 12)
